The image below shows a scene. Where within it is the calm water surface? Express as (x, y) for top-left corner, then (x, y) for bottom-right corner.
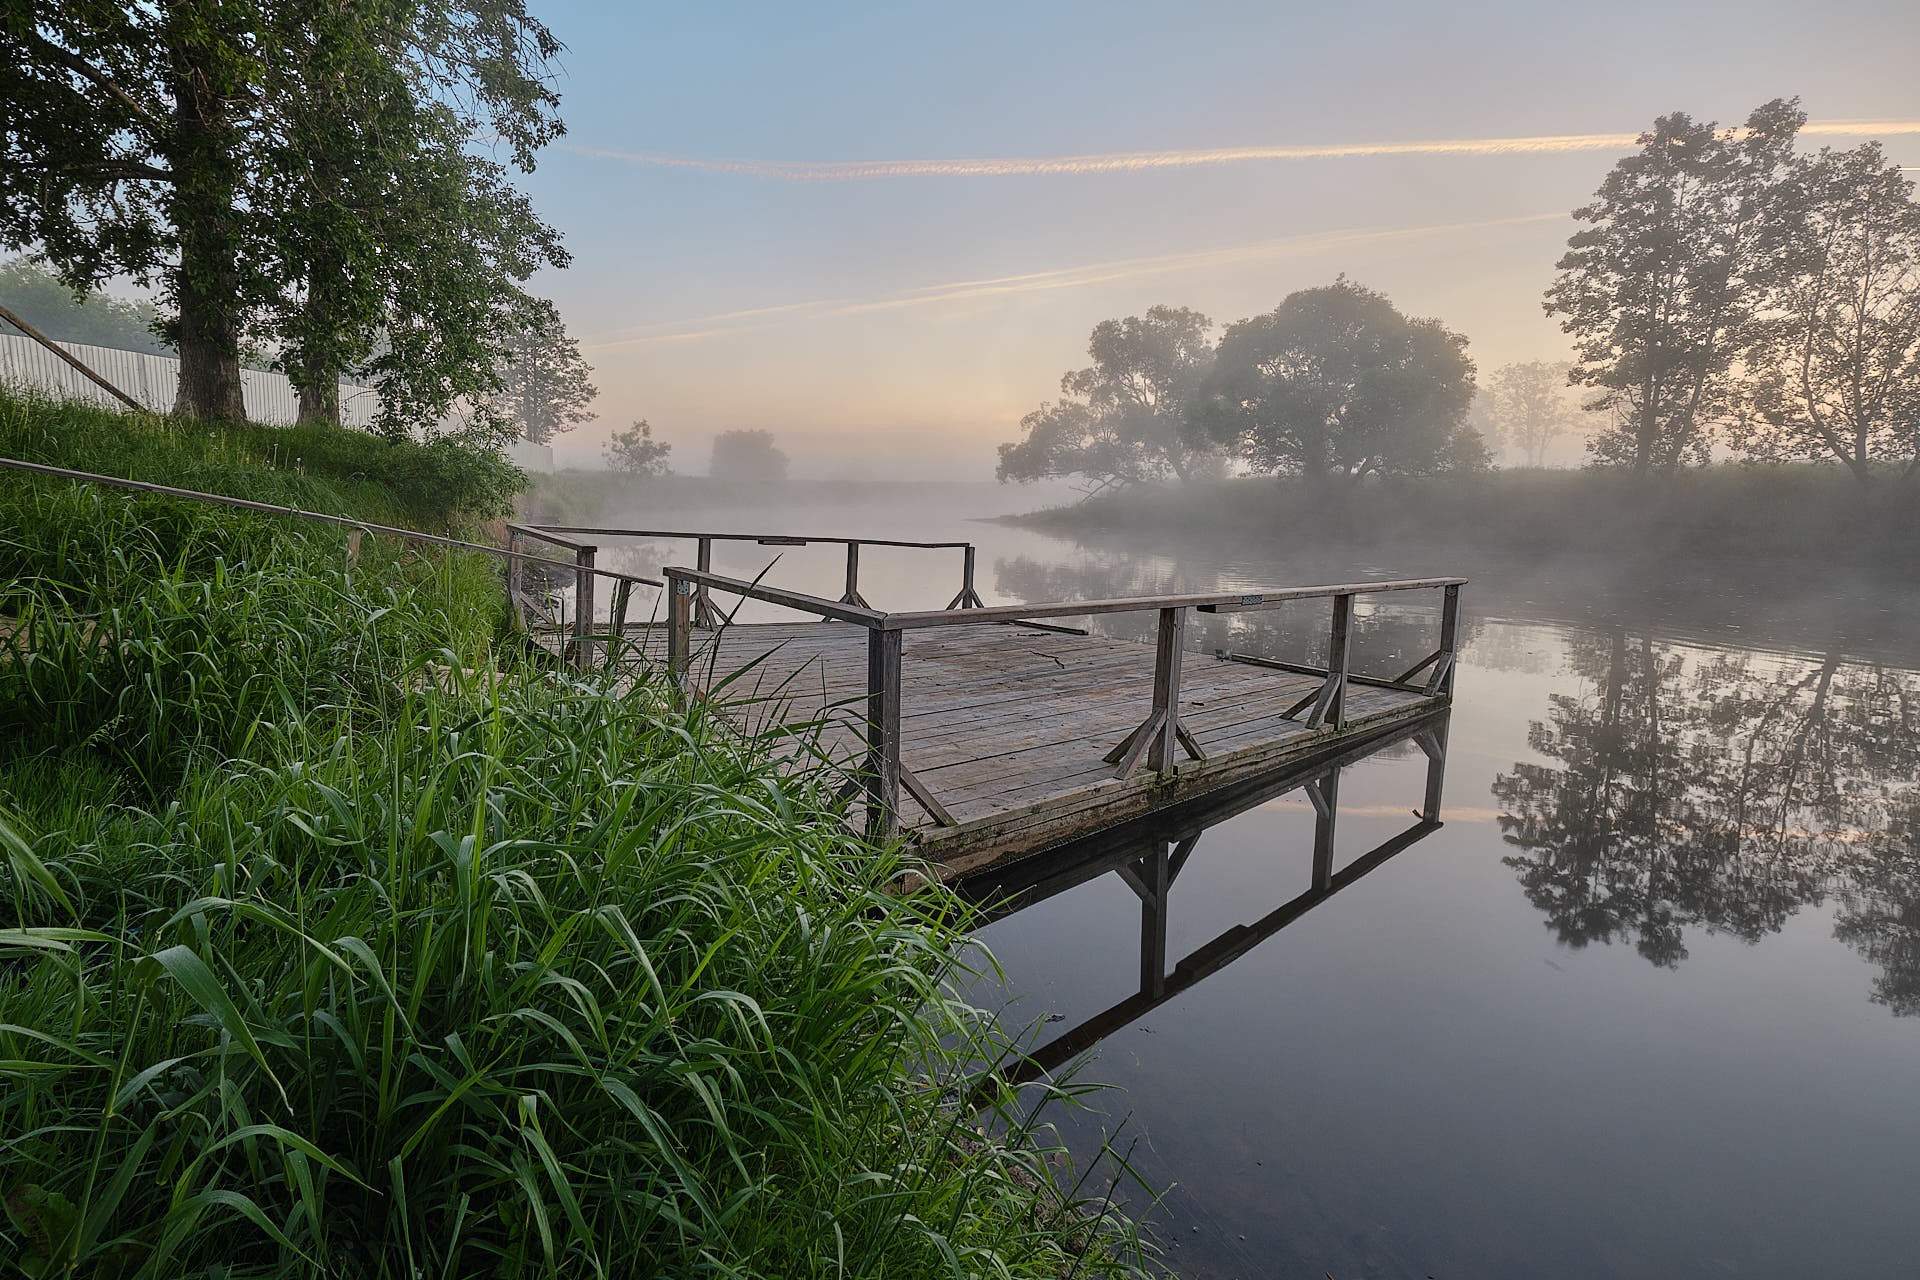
(579, 484), (1920, 1277)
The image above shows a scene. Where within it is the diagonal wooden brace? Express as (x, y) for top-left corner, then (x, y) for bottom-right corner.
(899, 764), (957, 827)
(1102, 708), (1202, 779)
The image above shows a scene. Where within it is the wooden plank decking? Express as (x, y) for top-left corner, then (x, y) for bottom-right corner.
(614, 620), (1445, 876)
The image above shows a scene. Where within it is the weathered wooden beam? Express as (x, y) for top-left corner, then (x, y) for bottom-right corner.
(900, 764), (957, 828)
(837, 541), (873, 609)
(1325, 594), (1353, 730)
(665, 572), (694, 696)
(0, 302), (146, 411)
(694, 537), (719, 628)
(1225, 651), (1427, 695)
(888, 577), (1467, 630)
(666, 568), (886, 627)
(1428, 583), (1462, 696)
(571, 543), (598, 669)
(532, 525), (971, 551)
(1148, 607), (1186, 774)
(865, 627), (904, 840)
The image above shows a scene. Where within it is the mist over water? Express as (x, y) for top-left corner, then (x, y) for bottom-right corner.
(537, 475), (1920, 1277)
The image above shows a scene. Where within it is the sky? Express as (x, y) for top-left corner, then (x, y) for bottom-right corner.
(512, 0), (1920, 475)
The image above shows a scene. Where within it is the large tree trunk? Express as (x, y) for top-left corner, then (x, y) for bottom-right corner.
(298, 378), (340, 426)
(165, 4), (248, 424)
(293, 264), (344, 426)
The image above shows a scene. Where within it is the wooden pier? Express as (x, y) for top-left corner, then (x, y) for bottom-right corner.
(508, 523), (1464, 877)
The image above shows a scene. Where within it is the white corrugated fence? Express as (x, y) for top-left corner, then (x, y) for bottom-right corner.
(0, 332), (382, 428)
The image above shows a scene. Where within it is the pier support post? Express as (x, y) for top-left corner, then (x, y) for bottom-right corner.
(1149, 607), (1187, 773)
(865, 626), (903, 841)
(1305, 593), (1353, 730)
(1308, 766), (1340, 891)
(1417, 716), (1449, 822)
(1104, 606), (1204, 779)
(1427, 583), (1460, 696)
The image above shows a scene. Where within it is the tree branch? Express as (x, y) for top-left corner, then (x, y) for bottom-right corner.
(20, 27), (167, 138)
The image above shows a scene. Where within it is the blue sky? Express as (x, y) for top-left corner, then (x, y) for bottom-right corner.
(513, 1), (1920, 474)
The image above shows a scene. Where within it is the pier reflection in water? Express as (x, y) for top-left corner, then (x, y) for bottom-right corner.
(958, 711), (1451, 1090)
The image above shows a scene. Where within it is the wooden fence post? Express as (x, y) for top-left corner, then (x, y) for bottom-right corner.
(865, 626), (903, 841)
(694, 536), (717, 627)
(666, 571), (693, 696)
(572, 543), (597, 669)
(838, 541), (871, 608)
(505, 528), (525, 632)
(946, 544), (985, 610)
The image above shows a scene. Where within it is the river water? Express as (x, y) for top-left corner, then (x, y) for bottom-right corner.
(576, 482), (1920, 1278)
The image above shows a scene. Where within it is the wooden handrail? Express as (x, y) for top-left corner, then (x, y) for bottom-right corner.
(530, 524), (972, 550)
(884, 577), (1468, 630)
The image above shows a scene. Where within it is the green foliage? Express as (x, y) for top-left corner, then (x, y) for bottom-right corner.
(0, 400), (1147, 1277)
(1196, 277), (1485, 483)
(997, 306), (1223, 491)
(1, 3), (574, 429)
(0, 388), (525, 527)
(1739, 140), (1920, 485)
(1545, 99), (1805, 473)
(0, 258), (171, 355)
(492, 297), (598, 445)
(604, 419), (672, 476)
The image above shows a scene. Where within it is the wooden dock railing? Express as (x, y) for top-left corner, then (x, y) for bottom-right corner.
(522, 525), (986, 626)
(662, 566), (1465, 840)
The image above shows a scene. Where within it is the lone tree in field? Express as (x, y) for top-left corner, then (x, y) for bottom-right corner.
(1739, 140), (1920, 487)
(1545, 99), (1804, 474)
(1479, 361), (1586, 467)
(710, 429), (789, 482)
(605, 419), (672, 476)
(1193, 278), (1485, 485)
(997, 305), (1222, 492)
(493, 299), (598, 444)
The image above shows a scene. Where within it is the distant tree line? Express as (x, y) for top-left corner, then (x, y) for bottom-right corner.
(1, 2), (596, 447)
(997, 280), (1490, 493)
(1005, 101), (1920, 492)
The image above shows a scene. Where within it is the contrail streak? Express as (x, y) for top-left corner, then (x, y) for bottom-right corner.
(564, 119), (1920, 183)
(581, 212), (1564, 350)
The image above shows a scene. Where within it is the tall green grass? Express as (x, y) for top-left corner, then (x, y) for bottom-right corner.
(0, 389), (523, 528)
(0, 416), (1148, 1276)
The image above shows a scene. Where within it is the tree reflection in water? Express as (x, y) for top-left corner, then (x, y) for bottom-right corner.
(1494, 626), (1920, 1012)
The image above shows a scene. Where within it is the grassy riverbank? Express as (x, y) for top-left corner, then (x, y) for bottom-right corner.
(1010, 467), (1920, 567)
(0, 395), (1144, 1277)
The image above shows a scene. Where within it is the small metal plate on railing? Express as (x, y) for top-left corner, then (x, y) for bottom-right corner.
(756, 536), (807, 545)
